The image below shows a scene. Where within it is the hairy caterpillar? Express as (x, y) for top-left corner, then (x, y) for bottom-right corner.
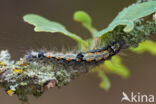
(25, 41), (122, 72)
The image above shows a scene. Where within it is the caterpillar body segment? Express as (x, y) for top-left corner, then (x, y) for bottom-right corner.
(25, 41), (122, 71)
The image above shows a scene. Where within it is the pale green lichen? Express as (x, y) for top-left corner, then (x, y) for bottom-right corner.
(0, 51), (77, 103)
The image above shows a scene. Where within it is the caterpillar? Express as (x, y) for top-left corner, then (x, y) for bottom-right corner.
(0, 41), (124, 102)
(24, 41), (122, 72)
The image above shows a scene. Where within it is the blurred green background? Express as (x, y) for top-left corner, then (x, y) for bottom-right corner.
(0, 0), (156, 104)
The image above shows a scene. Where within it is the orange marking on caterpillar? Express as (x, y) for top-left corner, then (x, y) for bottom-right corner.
(57, 56), (61, 60)
(96, 58), (101, 62)
(101, 50), (105, 53)
(87, 52), (90, 54)
(67, 58), (71, 61)
(77, 59), (81, 62)
(48, 56), (51, 58)
(95, 52), (98, 55)
(104, 54), (109, 59)
(87, 59), (91, 62)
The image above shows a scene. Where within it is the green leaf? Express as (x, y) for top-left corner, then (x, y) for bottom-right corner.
(130, 40), (156, 55)
(92, 69), (111, 91)
(104, 56), (130, 78)
(73, 11), (92, 28)
(23, 14), (85, 44)
(95, 1), (156, 37)
(73, 11), (98, 36)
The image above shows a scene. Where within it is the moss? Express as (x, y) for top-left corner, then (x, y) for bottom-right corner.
(100, 17), (156, 48)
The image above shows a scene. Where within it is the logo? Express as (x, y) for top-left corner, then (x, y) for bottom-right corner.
(121, 92), (154, 103)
